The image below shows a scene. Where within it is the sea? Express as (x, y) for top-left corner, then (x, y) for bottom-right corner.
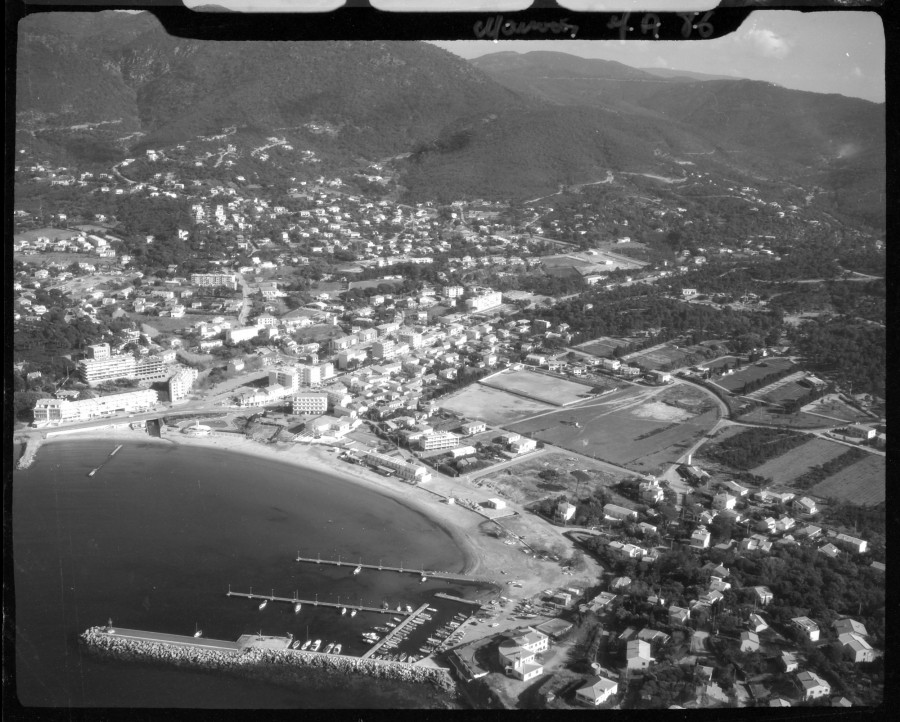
(12, 438), (484, 709)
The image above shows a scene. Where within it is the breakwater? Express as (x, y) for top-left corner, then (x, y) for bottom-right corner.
(15, 436), (42, 470)
(79, 627), (456, 693)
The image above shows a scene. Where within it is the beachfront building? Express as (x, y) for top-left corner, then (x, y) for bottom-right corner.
(360, 450), (432, 483)
(168, 366), (198, 402)
(32, 389), (158, 426)
(292, 393), (329, 415)
(78, 354), (137, 385)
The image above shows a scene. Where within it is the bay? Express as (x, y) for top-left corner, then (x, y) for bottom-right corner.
(13, 439), (476, 708)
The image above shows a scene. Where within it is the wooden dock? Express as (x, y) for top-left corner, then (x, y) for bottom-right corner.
(360, 602), (430, 660)
(294, 554), (495, 584)
(225, 589), (403, 616)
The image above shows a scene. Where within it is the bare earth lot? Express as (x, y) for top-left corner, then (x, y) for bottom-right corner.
(808, 453), (885, 505)
(628, 344), (694, 370)
(750, 438), (851, 485)
(481, 369), (593, 406)
(714, 357), (796, 393)
(470, 451), (630, 506)
(508, 386), (721, 475)
(804, 395), (872, 423)
(439, 384), (554, 426)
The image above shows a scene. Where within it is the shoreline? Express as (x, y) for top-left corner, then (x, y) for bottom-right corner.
(36, 428), (491, 585)
(33, 424), (602, 604)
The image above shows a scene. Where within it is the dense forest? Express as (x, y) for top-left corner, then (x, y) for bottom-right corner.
(700, 427), (808, 471)
(790, 319), (885, 396)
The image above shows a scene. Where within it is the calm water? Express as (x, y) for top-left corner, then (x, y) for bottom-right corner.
(13, 439), (479, 708)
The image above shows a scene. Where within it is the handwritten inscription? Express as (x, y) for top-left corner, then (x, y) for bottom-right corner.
(606, 11), (715, 40)
(473, 16), (579, 41)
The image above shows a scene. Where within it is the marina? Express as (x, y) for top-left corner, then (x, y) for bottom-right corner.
(360, 603), (430, 660)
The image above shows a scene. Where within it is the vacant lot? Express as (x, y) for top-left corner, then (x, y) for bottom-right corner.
(508, 387), (720, 475)
(471, 451), (630, 506)
(576, 336), (636, 358)
(439, 384), (554, 425)
(808, 453), (885, 505)
(750, 438), (850, 484)
(804, 395), (872, 423)
(714, 357), (796, 393)
(481, 369), (593, 406)
(734, 407), (832, 429)
(628, 344), (694, 370)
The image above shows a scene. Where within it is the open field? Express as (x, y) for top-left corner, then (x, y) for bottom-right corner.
(14, 251), (111, 267)
(439, 384), (554, 426)
(756, 379), (812, 405)
(481, 369), (592, 406)
(804, 395), (873, 423)
(469, 451), (631, 506)
(750, 438), (851, 484)
(734, 407), (834, 429)
(714, 357), (796, 393)
(576, 336), (636, 358)
(628, 344), (695, 370)
(808, 453), (885, 505)
(507, 386), (721, 475)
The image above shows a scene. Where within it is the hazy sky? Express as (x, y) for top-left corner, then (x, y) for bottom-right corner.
(432, 11), (885, 103)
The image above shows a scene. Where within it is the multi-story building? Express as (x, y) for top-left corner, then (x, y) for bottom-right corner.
(418, 431), (460, 451)
(465, 290), (502, 313)
(269, 367), (302, 393)
(32, 389), (158, 426)
(372, 340), (397, 359)
(168, 366), (198, 402)
(497, 628), (549, 682)
(360, 450), (431, 483)
(292, 393), (329, 415)
(86, 342), (111, 360)
(191, 272), (238, 290)
(78, 354), (137, 385)
(227, 326), (260, 344)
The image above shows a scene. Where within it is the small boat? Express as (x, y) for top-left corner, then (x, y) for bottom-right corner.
(392, 616), (402, 623)
(350, 609), (357, 617)
(341, 607), (347, 616)
(333, 644), (342, 655)
(427, 607), (437, 613)
(420, 575), (427, 583)
(310, 639), (321, 652)
(301, 640), (311, 651)
(324, 642), (334, 654)
(258, 599), (268, 610)
(294, 602), (302, 614)
(194, 625), (203, 638)
(405, 605), (413, 613)
(291, 639), (301, 649)
(375, 626), (389, 633)
(396, 604), (402, 612)
(398, 653), (408, 662)
(353, 565), (362, 575)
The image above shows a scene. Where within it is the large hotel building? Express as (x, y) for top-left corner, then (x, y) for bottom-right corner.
(78, 350), (175, 386)
(191, 272), (238, 290)
(32, 389), (158, 426)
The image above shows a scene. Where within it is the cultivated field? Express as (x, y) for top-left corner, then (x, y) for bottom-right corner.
(576, 336), (636, 358)
(757, 379), (812, 405)
(507, 386), (721, 475)
(808, 453), (885, 505)
(470, 452), (631, 506)
(750, 438), (851, 485)
(714, 357), (796, 393)
(481, 369), (593, 406)
(439, 384), (554, 425)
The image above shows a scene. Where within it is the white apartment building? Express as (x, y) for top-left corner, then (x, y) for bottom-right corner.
(86, 342), (111, 360)
(168, 366), (198, 402)
(292, 393), (329, 415)
(465, 290), (502, 313)
(418, 431), (460, 451)
(361, 450), (431, 483)
(191, 272), (238, 290)
(32, 389), (158, 426)
(269, 367), (302, 393)
(227, 326), (260, 344)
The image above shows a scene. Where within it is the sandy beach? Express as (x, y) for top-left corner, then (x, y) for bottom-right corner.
(33, 425), (603, 606)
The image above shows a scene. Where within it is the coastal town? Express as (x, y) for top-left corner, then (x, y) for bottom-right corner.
(12, 14), (885, 710)
(13, 130), (885, 709)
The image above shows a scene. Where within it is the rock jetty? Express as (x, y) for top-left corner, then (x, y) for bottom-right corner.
(79, 627), (456, 693)
(16, 436), (42, 470)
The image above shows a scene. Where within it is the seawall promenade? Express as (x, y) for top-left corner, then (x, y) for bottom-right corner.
(79, 626), (456, 693)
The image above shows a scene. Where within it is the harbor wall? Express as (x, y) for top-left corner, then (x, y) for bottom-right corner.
(15, 436), (42, 470)
(79, 627), (456, 692)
